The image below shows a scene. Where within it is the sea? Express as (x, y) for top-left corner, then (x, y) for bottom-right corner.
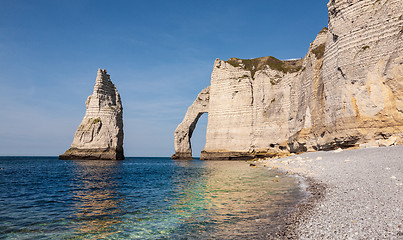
(0, 157), (305, 239)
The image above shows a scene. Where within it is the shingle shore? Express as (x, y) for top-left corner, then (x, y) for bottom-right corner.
(260, 146), (403, 239)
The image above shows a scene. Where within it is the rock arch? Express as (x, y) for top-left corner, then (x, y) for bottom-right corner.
(172, 86), (210, 159)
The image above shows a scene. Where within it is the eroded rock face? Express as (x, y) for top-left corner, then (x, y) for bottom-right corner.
(172, 86), (209, 159)
(174, 0), (403, 160)
(201, 55), (307, 160)
(291, 0), (403, 151)
(59, 69), (124, 160)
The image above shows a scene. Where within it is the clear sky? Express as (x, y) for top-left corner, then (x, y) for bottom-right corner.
(0, 0), (329, 157)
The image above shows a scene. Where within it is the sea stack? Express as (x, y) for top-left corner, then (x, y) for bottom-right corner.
(59, 69), (124, 160)
(173, 0), (403, 160)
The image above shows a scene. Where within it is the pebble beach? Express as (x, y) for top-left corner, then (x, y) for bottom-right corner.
(260, 145), (403, 239)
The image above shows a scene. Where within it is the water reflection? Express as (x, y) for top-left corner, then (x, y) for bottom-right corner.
(170, 160), (302, 239)
(70, 160), (125, 239)
(65, 159), (301, 239)
(171, 160), (211, 218)
(0, 158), (302, 239)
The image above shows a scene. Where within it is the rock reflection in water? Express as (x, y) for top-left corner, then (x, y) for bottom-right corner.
(0, 157), (302, 239)
(170, 160), (302, 239)
(70, 160), (125, 239)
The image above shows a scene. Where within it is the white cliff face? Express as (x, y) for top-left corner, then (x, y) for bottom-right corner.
(288, 29), (330, 152)
(174, 56), (305, 160)
(201, 57), (304, 159)
(60, 69), (124, 160)
(205, 60), (255, 155)
(312, 0), (403, 149)
(173, 0), (403, 159)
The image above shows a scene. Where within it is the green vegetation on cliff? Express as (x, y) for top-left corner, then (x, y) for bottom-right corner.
(319, 27), (328, 34)
(226, 56), (303, 78)
(312, 43), (326, 59)
(93, 118), (101, 124)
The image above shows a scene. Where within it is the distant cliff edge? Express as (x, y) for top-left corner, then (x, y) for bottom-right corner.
(60, 69), (124, 160)
(173, 0), (403, 160)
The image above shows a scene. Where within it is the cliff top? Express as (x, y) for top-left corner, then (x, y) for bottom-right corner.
(226, 56), (303, 77)
(224, 27), (328, 77)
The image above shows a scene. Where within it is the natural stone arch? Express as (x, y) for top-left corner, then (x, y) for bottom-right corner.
(172, 86), (210, 159)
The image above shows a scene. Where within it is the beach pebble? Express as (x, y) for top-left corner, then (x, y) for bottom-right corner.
(279, 145), (403, 239)
(334, 148), (343, 153)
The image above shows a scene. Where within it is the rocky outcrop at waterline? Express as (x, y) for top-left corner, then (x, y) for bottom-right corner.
(173, 0), (403, 160)
(59, 69), (124, 160)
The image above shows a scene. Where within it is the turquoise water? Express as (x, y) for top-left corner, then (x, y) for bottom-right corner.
(0, 157), (303, 239)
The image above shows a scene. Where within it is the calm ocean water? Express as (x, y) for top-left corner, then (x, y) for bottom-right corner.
(0, 157), (303, 239)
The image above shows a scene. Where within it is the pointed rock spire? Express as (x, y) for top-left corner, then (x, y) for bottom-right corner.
(59, 69), (124, 160)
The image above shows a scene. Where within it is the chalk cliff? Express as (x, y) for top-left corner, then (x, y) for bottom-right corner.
(60, 69), (124, 160)
(173, 0), (403, 160)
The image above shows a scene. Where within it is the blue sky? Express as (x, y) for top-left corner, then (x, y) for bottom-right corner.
(0, 0), (329, 157)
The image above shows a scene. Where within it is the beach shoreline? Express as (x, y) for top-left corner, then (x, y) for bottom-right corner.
(258, 145), (403, 239)
(273, 177), (326, 239)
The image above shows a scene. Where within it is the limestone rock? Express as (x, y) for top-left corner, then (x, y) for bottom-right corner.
(201, 55), (305, 160)
(173, 0), (403, 160)
(60, 69), (124, 160)
(376, 135), (398, 147)
(292, 0), (403, 151)
(172, 86), (209, 159)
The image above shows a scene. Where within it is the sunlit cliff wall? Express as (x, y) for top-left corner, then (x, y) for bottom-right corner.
(174, 0), (403, 160)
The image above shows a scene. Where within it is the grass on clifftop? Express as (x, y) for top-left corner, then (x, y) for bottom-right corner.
(226, 56), (303, 78)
